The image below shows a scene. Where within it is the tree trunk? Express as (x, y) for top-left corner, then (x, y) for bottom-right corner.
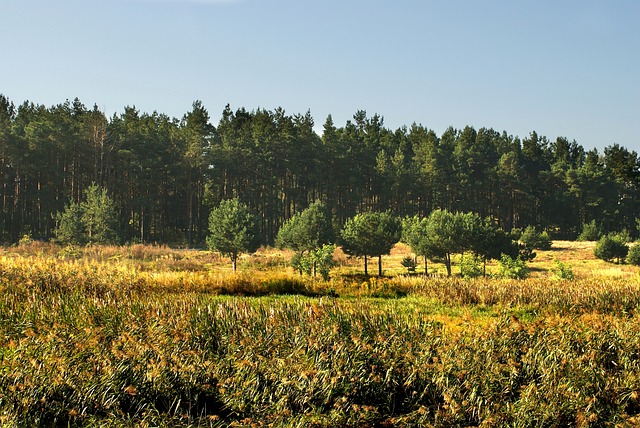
(424, 256), (428, 275)
(378, 255), (383, 276)
(445, 253), (452, 276)
(232, 255), (237, 272)
(364, 254), (368, 276)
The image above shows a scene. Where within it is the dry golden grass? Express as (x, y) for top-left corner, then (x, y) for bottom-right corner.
(4, 241), (640, 425)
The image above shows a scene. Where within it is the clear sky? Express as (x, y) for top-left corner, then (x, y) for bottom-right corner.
(1, 0), (638, 151)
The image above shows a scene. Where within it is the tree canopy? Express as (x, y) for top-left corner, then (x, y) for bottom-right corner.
(340, 211), (401, 276)
(206, 198), (260, 271)
(1, 94), (639, 247)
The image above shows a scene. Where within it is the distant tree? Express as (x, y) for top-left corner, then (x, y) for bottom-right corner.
(520, 226), (552, 251)
(81, 184), (119, 245)
(55, 201), (86, 245)
(402, 215), (436, 274)
(594, 233), (628, 264)
(627, 244), (640, 266)
(54, 184), (118, 245)
(206, 198), (260, 271)
(471, 218), (518, 276)
(276, 201), (334, 276)
(422, 209), (464, 276)
(341, 211), (401, 276)
(577, 220), (601, 241)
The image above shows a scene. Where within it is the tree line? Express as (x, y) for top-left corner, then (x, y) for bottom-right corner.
(1, 94), (639, 245)
(205, 198), (544, 278)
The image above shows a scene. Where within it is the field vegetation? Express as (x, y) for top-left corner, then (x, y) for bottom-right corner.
(2, 241), (640, 426)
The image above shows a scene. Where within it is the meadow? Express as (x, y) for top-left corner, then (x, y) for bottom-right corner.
(2, 242), (640, 427)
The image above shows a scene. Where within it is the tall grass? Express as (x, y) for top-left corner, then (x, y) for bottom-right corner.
(2, 246), (640, 425)
(2, 292), (640, 426)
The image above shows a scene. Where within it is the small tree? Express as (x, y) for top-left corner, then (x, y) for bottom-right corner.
(54, 184), (118, 245)
(627, 244), (640, 266)
(498, 254), (529, 279)
(520, 226), (552, 251)
(422, 209), (464, 276)
(341, 211), (401, 276)
(206, 198), (260, 271)
(276, 201), (334, 276)
(81, 184), (119, 245)
(55, 201), (87, 246)
(594, 233), (628, 264)
(551, 259), (575, 280)
(577, 220), (601, 241)
(402, 215), (436, 275)
(471, 218), (518, 276)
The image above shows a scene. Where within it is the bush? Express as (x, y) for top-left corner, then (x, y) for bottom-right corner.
(497, 254), (529, 279)
(520, 226), (552, 250)
(551, 259), (575, 280)
(460, 254), (483, 279)
(594, 234), (628, 263)
(401, 256), (417, 273)
(577, 220), (601, 241)
(627, 244), (640, 266)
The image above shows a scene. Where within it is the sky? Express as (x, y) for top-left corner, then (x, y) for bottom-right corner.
(1, 0), (638, 151)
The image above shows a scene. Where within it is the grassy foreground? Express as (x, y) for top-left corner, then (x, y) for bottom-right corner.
(1, 242), (640, 426)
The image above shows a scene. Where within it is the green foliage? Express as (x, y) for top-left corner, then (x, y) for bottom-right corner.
(340, 211), (401, 276)
(290, 244), (337, 281)
(81, 184), (119, 245)
(313, 244), (337, 281)
(401, 216), (436, 274)
(55, 184), (118, 246)
(55, 201), (86, 245)
(577, 220), (601, 241)
(519, 226), (552, 250)
(472, 218), (518, 263)
(551, 259), (575, 280)
(276, 201), (334, 255)
(459, 253), (483, 279)
(206, 198), (260, 271)
(400, 256), (417, 273)
(594, 234), (629, 264)
(404, 212), (517, 277)
(422, 209), (462, 276)
(626, 244), (640, 266)
(497, 254), (530, 279)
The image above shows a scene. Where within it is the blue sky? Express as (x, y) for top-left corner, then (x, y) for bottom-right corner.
(1, 0), (638, 151)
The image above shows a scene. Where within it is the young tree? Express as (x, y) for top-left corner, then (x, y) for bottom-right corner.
(423, 209), (464, 276)
(340, 211), (401, 276)
(81, 184), (119, 245)
(519, 226), (552, 251)
(594, 233), (629, 264)
(55, 201), (87, 245)
(206, 198), (260, 271)
(577, 220), (601, 241)
(471, 218), (518, 276)
(54, 184), (118, 245)
(276, 201), (334, 276)
(402, 215), (436, 274)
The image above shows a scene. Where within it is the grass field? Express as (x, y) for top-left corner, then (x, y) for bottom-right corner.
(1, 241), (640, 426)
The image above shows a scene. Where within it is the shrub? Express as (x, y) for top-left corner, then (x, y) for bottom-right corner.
(577, 220), (601, 241)
(594, 234), (628, 263)
(551, 259), (575, 280)
(401, 256), (417, 273)
(627, 244), (640, 266)
(497, 254), (529, 279)
(460, 254), (483, 279)
(520, 226), (552, 250)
